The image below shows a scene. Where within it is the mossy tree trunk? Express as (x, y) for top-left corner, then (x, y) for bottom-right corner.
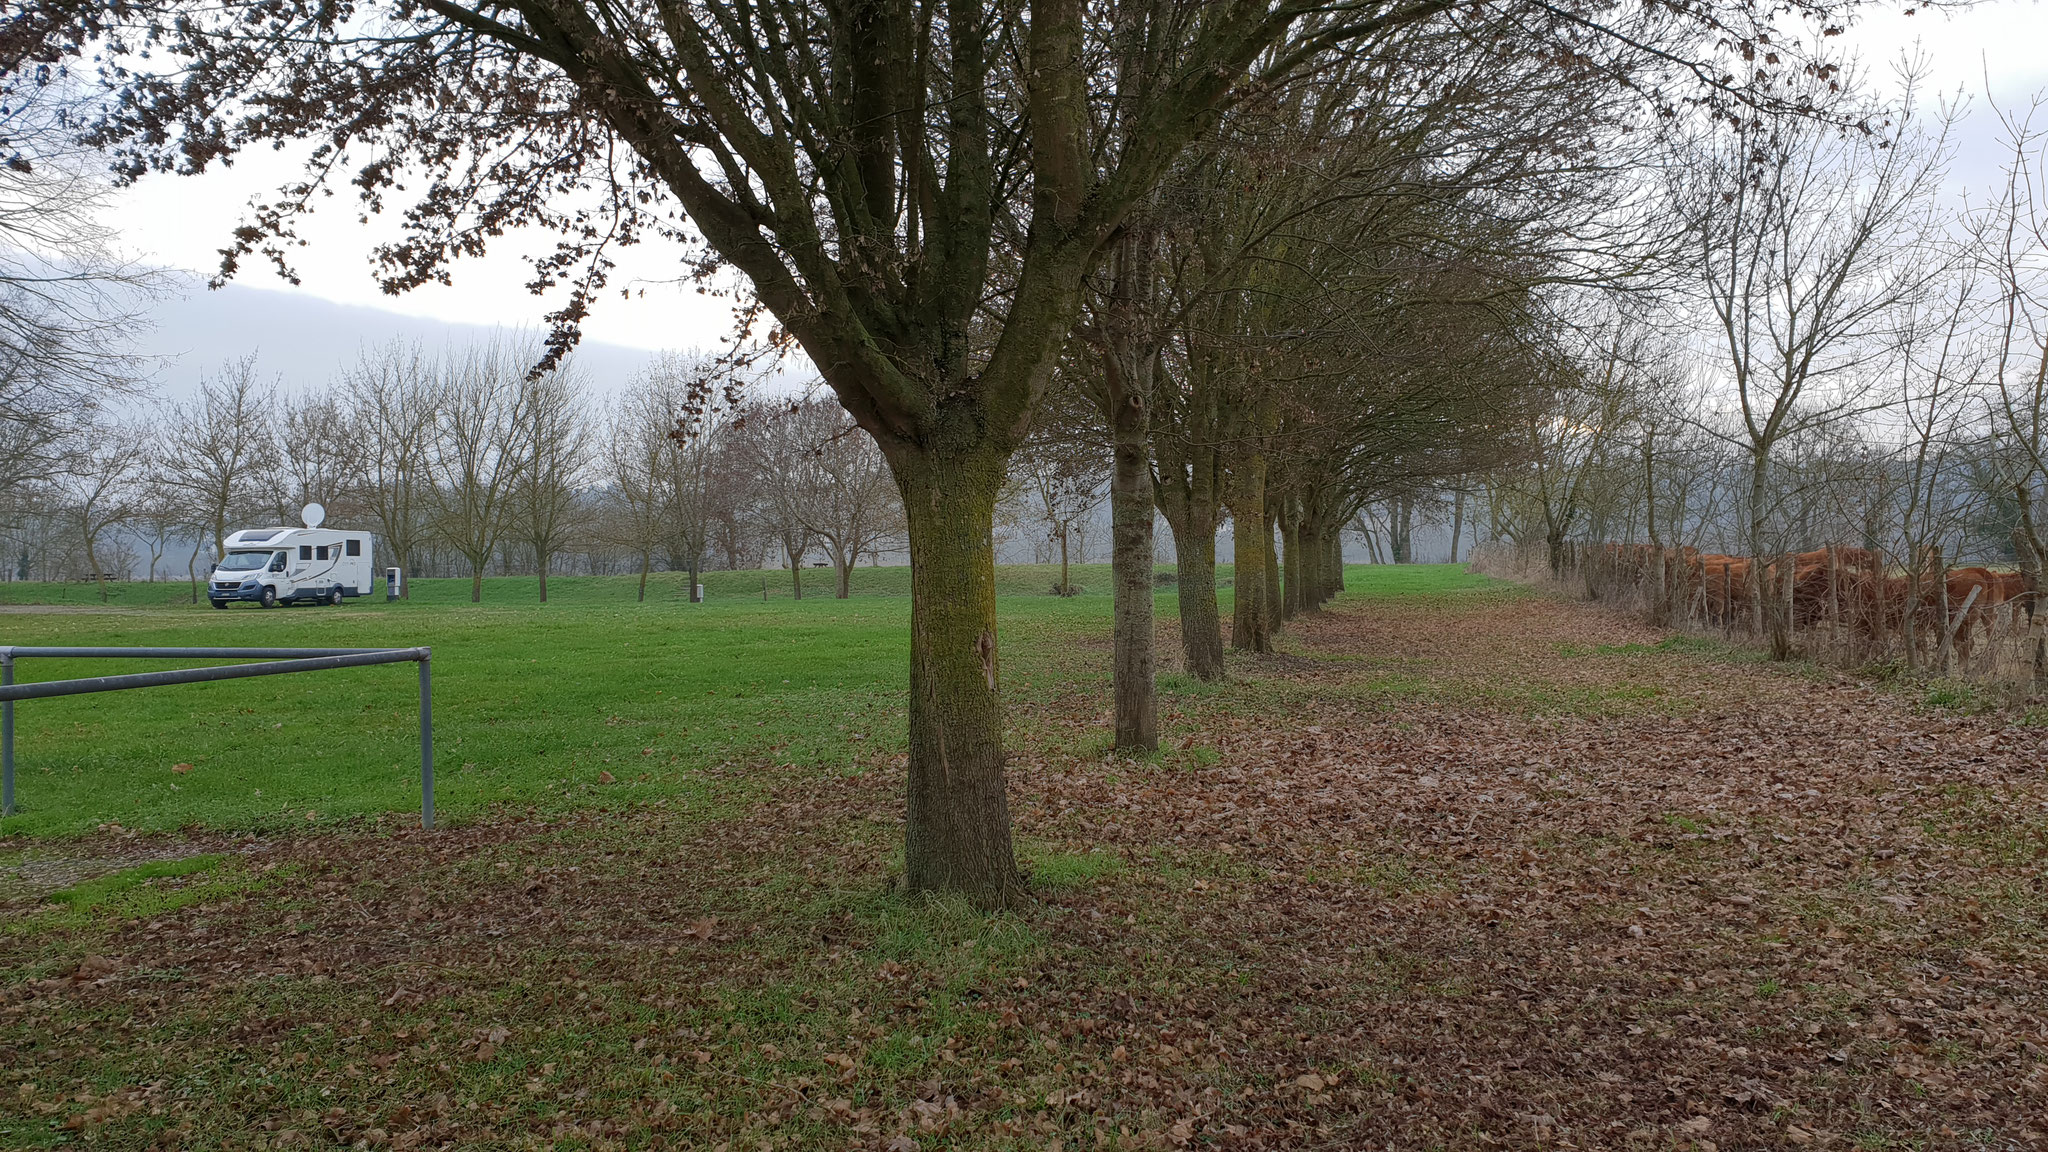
(1262, 503), (1283, 636)
(1277, 495), (1302, 620)
(1228, 457), (1271, 653)
(893, 450), (1028, 907)
(1106, 376), (1158, 751)
(1154, 394), (1227, 681)
(1090, 232), (1163, 750)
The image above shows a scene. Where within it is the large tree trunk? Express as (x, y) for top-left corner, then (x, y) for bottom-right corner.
(1294, 514), (1318, 612)
(84, 529), (107, 602)
(2015, 492), (2048, 689)
(1449, 490), (1464, 565)
(637, 550), (650, 603)
(186, 538), (204, 604)
(1228, 461), (1271, 653)
(470, 561), (484, 603)
(537, 544), (550, 603)
(1107, 375), (1158, 751)
(836, 554), (852, 599)
(1165, 515), (1225, 681)
(894, 451), (1026, 909)
(1278, 496), (1302, 620)
(1262, 506), (1282, 636)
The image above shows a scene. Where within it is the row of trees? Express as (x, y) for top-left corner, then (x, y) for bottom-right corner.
(14, 343), (925, 602)
(10, 0), (1901, 905)
(1481, 81), (2048, 664)
(11, 334), (1145, 600)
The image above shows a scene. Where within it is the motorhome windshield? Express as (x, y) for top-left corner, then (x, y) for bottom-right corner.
(216, 551), (276, 572)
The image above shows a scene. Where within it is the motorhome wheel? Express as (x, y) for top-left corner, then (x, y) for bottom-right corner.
(327, 587), (344, 606)
(259, 586), (277, 609)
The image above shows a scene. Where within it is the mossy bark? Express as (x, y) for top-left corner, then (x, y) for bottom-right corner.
(1262, 504), (1283, 636)
(1228, 459), (1271, 653)
(895, 450), (1027, 909)
(1278, 498), (1303, 620)
(1166, 518), (1226, 680)
(1155, 414), (1226, 680)
(1107, 384), (1158, 751)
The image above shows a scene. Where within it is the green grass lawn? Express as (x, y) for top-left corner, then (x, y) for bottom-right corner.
(0, 563), (1497, 839)
(8, 559), (2044, 1152)
(0, 561), (1207, 608)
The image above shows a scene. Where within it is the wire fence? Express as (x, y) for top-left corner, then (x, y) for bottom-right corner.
(1471, 541), (2047, 692)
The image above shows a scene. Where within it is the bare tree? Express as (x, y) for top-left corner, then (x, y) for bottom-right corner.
(598, 386), (673, 603)
(0, 86), (155, 510)
(348, 341), (438, 597)
(1884, 276), (1982, 669)
(131, 490), (188, 582)
(62, 425), (143, 600)
(156, 357), (279, 600)
(274, 392), (362, 525)
(1976, 94), (2048, 685)
(1014, 431), (1106, 598)
(642, 354), (724, 604)
(1495, 326), (1650, 578)
(744, 393), (903, 599)
(510, 364), (589, 602)
(427, 341), (539, 603)
(1678, 82), (1953, 657)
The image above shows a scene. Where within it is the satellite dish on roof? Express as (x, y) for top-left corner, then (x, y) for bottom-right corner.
(302, 503), (327, 529)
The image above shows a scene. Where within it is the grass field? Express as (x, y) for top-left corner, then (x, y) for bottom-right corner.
(11, 563), (2038, 1150)
(0, 563), (1488, 839)
(0, 561), (1201, 609)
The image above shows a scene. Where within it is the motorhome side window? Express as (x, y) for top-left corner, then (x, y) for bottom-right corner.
(269, 552), (286, 572)
(299, 546), (312, 560)
(316, 545), (329, 560)
(345, 539), (361, 556)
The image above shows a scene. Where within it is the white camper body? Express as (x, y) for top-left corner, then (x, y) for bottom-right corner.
(208, 526), (375, 609)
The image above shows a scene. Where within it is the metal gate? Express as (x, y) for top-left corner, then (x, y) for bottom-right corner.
(0, 646), (435, 827)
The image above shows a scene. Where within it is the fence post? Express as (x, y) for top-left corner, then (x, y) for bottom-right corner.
(1826, 545), (1840, 651)
(419, 650), (434, 830)
(1942, 585), (1981, 679)
(1780, 553), (1796, 658)
(1932, 548), (1950, 674)
(2, 651), (12, 817)
(1722, 564), (1733, 639)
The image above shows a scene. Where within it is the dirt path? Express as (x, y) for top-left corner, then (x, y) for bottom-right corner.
(4, 588), (2045, 1150)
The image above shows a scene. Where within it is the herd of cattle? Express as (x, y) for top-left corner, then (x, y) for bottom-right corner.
(1595, 544), (2037, 663)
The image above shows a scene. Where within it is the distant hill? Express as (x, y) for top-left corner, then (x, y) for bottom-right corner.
(132, 282), (672, 400)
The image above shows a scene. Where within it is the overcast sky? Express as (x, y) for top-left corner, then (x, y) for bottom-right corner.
(102, 1), (2048, 367)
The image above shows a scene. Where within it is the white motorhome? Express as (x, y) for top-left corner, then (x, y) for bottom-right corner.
(208, 505), (375, 609)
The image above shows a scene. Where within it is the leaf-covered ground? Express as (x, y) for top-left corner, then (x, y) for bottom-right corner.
(6, 583), (2048, 1150)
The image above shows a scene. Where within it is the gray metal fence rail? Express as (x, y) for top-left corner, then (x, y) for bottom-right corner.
(0, 646), (434, 827)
